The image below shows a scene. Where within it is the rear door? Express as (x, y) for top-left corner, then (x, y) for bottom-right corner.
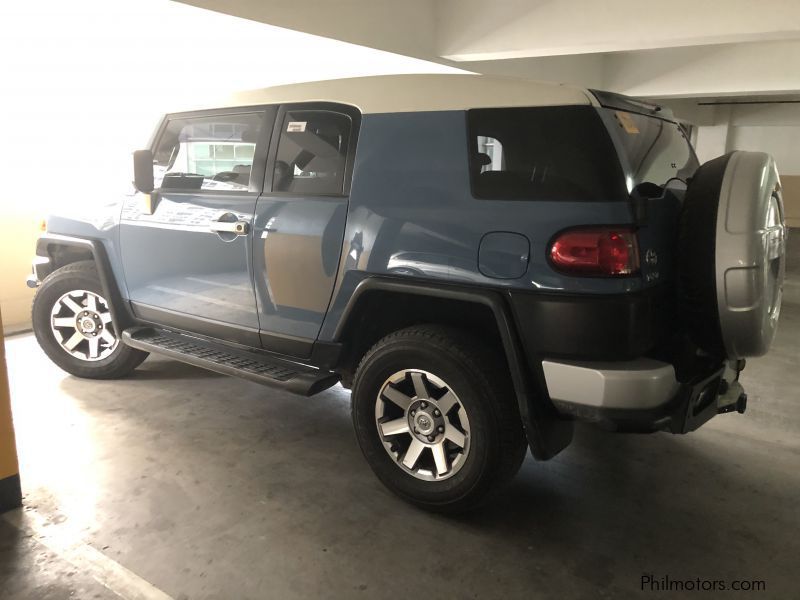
(252, 103), (358, 357)
(120, 107), (275, 345)
(597, 107), (699, 288)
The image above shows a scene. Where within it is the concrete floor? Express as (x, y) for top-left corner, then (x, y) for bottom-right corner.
(1, 238), (798, 599)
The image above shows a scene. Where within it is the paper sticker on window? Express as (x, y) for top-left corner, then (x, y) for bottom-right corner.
(287, 121), (307, 132)
(615, 111), (640, 134)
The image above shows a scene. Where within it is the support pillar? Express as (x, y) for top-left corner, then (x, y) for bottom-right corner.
(0, 306), (22, 513)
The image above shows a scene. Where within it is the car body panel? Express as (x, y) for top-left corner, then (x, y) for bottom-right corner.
(318, 110), (639, 341)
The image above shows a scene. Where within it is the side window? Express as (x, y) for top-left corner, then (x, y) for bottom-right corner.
(476, 136), (504, 172)
(272, 110), (351, 195)
(154, 112), (263, 192)
(468, 107), (626, 202)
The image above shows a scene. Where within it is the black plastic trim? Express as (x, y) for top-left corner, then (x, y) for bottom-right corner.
(260, 330), (315, 358)
(333, 276), (574, 460)
(509, 287), (668, 361)
(130, 302), (260, 347)
(37, 233), (136, 331)
(309, 340), (343, 370)
(0, 474), (22, 513)
(122, 327), (339, 396)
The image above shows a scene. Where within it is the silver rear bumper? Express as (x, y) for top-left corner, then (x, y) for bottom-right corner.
(542, 358), (680, 411)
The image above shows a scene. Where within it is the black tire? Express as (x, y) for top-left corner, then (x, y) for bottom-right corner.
(351, 325), (527, 512)
(32, 261), (148, 379)
(677, 153), (732, 357)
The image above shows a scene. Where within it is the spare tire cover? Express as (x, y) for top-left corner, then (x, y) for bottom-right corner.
(678, 151), (786, 359)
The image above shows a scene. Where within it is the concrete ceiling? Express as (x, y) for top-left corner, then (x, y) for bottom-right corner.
(175, 0), (800, 98)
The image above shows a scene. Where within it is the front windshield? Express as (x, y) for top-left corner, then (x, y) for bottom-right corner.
(601, 108), (698, 191)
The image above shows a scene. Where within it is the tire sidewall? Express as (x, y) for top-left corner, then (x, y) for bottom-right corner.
(32, 265), (134, 377)
(352, 337), (502, 508)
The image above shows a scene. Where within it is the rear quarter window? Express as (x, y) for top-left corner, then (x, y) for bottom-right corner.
(602, 109), (698, 189)
(468, 106), (627, 202)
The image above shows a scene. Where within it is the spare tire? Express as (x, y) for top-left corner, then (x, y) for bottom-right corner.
(678, 151), (786, 359)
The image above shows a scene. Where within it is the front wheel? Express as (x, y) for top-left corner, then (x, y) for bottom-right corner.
(351, 325), (527, 512)
(32, 261), (148, 379)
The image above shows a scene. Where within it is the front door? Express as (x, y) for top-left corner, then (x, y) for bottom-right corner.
(252, 104), (358, 357)
(120, 108), (273, 346)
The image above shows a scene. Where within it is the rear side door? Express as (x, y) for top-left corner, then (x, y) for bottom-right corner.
(119, 107), (275, 345)
(252, 103), (359, 357)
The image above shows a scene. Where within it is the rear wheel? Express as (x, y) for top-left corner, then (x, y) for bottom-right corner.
(32, 261), (148, 379)
(351, 325), (527, 512)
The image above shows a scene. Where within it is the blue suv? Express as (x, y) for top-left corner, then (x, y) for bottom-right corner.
(28, 75), (787, 511)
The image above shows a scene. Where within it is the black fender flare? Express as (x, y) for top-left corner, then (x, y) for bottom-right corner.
(333, 277), (573, 460)
(36, 233), (136, 331)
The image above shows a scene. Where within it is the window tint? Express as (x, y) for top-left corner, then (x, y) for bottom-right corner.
(476, 136), (504, 172)
(272, 110), (351, 195)
(604, 109), (698, 188)
(154, 112), (263, 191)
(468, 107), (626, 201)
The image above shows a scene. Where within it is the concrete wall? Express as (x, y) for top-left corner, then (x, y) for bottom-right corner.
(728, 125), (800, 226)
(175, 0), (437, 59)
(678, 102), (800, 227)
(435, 0), (800, 60)
(0, 205), (39, 333)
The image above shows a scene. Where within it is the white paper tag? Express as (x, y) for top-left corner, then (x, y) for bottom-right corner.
(287, 121), (307, 132)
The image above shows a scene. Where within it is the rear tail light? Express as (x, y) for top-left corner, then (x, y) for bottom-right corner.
(549, 227), (639, 277)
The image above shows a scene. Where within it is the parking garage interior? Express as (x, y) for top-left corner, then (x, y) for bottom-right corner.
(1, 1), (799, 598)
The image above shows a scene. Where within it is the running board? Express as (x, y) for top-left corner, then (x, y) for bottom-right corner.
(121, 327), (339, 396)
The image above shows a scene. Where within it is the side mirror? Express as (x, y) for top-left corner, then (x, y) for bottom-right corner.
(133, 149), (155, 193)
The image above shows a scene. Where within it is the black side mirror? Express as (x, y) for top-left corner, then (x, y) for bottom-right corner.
(133, 149), (155, 193)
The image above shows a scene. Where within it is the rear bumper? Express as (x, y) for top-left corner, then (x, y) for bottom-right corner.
(544, 358), (746, 433)
(509, 287), (670, 361)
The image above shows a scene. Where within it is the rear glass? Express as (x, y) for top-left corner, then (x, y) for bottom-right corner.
(467, 106), (627, 202)
(602, 109), (698, 189)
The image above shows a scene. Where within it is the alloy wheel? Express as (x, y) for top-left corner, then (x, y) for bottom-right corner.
(375, 369), (471, 481)
(50, 289), (118, 361)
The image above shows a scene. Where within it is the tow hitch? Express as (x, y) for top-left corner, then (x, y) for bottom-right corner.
(716, 376), (748, 415)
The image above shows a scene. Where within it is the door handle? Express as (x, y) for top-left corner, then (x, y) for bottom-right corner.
(209, 220), (250, 235)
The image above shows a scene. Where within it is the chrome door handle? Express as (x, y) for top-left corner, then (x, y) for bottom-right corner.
(210, 220), (250, 235)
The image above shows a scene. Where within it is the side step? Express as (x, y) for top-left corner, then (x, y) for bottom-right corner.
(121, 327), (339, 396)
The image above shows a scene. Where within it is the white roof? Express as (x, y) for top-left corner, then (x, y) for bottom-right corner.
(211, 74), (594, 115)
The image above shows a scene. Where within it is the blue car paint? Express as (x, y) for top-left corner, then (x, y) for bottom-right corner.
(118, 192), (259, 331)
(478, 232), (531, 280)
(251, 194), (348, 345)
(317, 110), (639, 341)
(44, 106), (659, 351)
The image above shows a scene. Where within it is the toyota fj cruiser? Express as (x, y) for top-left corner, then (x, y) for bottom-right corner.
(28, 75), (787, 511)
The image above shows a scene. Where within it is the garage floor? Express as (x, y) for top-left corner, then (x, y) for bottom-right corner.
(2, 238), (798, 599)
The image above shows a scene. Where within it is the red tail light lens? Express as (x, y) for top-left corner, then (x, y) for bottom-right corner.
(549, 227), (639, 276)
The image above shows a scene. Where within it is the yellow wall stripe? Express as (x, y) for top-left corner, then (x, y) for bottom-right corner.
(0, 306), (21, 481)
